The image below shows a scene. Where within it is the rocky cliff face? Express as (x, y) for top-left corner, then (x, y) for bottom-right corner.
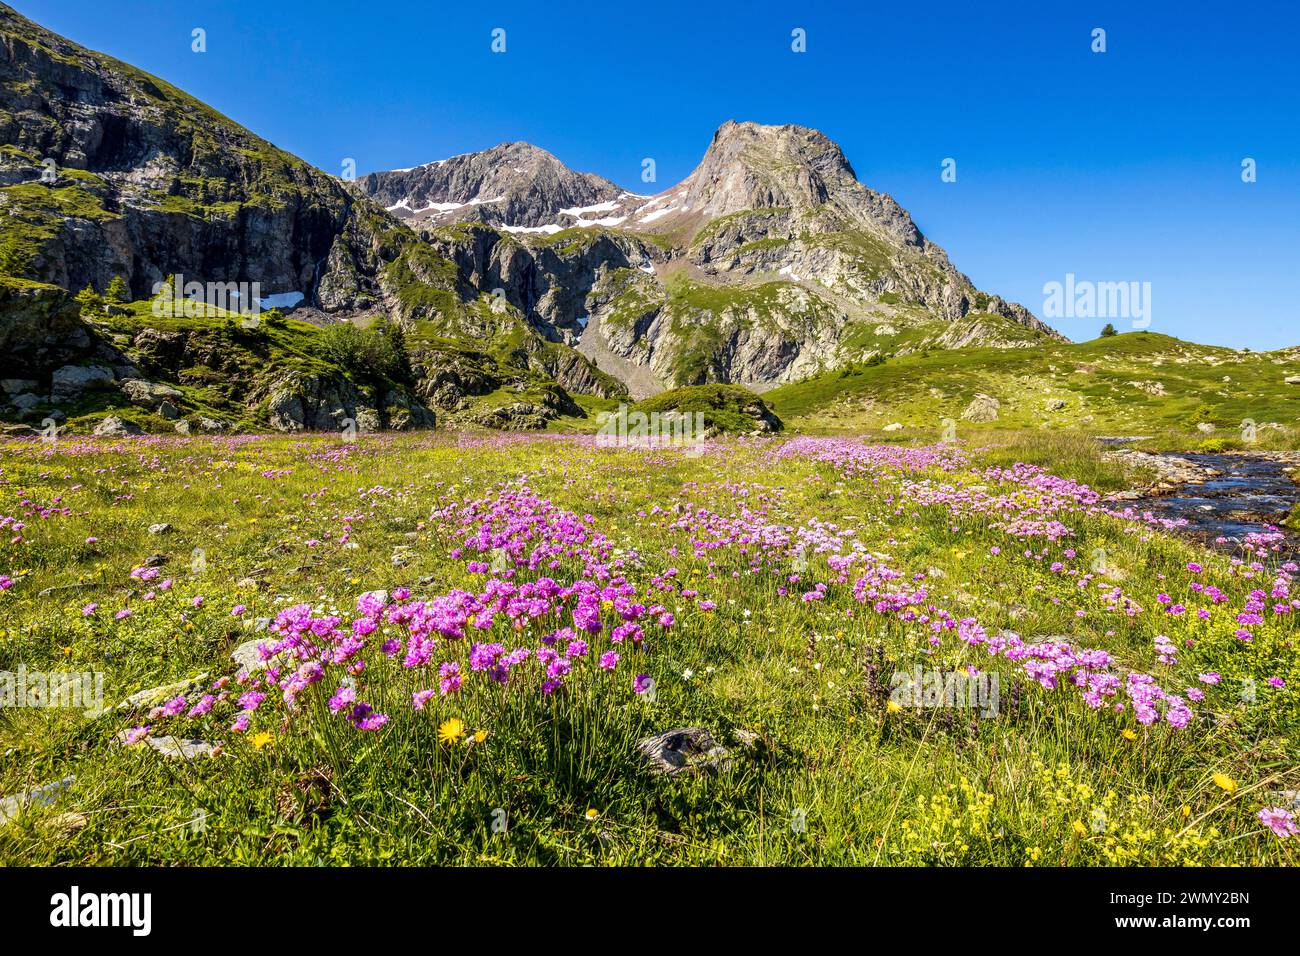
(423, 224), (659, 345)
(628, 121), (1053, 335)
(0, 5), (363, 301)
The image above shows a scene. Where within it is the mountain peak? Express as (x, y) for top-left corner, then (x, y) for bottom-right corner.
(709, 119), (848, 165)
(358, 140), (624, 229)
(664, 120), (861, 225)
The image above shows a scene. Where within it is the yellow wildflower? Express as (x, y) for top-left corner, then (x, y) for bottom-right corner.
(1211, 772), (1237, 793)
(438, 717), (466, 744)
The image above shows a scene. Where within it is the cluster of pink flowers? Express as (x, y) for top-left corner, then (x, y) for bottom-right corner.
(434, 482), (625, 580)
(771, 437), (970, 479)
(118, 482), (714, 742)
(661, 439), (1297, 731)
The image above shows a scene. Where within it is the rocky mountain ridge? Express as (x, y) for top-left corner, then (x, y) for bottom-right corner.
(362, 120), (1061, 396)
(357, 141), (634, 232)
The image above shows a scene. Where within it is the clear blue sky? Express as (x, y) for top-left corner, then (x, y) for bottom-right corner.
(13, 0), (1300, 349)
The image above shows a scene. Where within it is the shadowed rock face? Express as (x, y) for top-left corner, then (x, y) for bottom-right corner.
(0, 282), (87, 375)
(0, 4), (381, 304)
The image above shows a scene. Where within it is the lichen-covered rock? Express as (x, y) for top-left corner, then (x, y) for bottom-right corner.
(119, 377), (182, 409)
(384, 389), (436, 430)
(115, 674), (208, 712)
(0, 283), (90, 377)
(0, 776), (76, 825)
(961, 394), (1001, 423)
(51, 363), (114, 398)
(635, 727), (732, 776)
(265, 374), (374, 432)
(143, 736), (221, 760)
(473, 401), (552, 431)
(261, 374), (436, 432)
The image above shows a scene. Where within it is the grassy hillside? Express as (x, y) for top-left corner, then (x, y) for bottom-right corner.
(765, 331), (1300, 447)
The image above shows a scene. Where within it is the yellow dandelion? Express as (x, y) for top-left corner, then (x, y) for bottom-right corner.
(1211, 772), (1237, 793)
(1121, 728), (1137, 741)
(886, 700), (902, 713)
(438, 717), (466, 744)
(585, 808), (600, 820)
(250, 731), (273, 750)
(62, 646), (74, 656)
(473, 729), (488, 744)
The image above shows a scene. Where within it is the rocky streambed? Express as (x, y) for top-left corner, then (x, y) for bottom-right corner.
(1104, 446), (1300, 560)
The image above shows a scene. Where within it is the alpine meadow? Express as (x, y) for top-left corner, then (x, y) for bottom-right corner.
(2, 1), (1299, 893)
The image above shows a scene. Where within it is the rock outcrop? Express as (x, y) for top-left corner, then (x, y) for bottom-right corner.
(260, 373), (433, 433)
(961, 394), (1001, 423)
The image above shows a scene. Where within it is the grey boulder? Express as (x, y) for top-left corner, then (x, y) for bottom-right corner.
(92, 415), (143, 437)
(51, 364), (114, 398)
(636, 727), (732, 776)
